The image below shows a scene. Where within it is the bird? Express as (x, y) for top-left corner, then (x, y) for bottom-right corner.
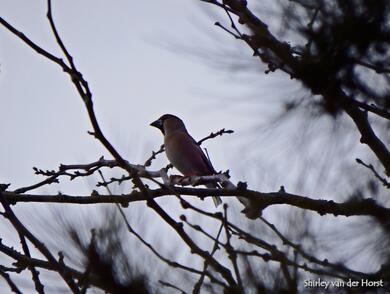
(150, 114), (222, 207)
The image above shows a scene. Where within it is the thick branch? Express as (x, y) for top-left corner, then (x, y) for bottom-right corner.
(340, 94), (390, 175)
(0, 268), (22, 294)
(0, 194), (80, 293)
(3, 187), (390, 219)
(204, 0), (390, 175)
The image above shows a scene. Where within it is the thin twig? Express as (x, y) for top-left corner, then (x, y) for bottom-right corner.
(356, 158), (390, 188)
(0, 194), (80, 293)
(193, 222), (224, 293)
(97, 171), (226, 286)
(222, 205), (242, 290)
(0, 268), (23, 294)
(159, 280), (186, 294)
(17, 233), (45, 293)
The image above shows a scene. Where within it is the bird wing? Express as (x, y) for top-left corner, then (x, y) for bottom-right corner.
(187, 132), (217, 174)
(165, 130), (222, 207)
(165, 131), (216, 176)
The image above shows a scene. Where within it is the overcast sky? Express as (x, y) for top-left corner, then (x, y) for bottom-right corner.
(0, 1), (290, 291)
(0, 1), (380, 292)
(0, 0), (307, 193)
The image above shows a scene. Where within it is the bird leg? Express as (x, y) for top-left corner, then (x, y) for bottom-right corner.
(169, 175), (186, 185)
(169, 175), (204, 187)
(178, 175), (193, 186)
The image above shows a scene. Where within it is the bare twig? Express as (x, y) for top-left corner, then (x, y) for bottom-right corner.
(222, 205), (242, 290)
(144, 144), (165, 167)
(13, 157), (119, 193)
(203, 0), (390, 175)
(97, 171), (226, 286)
(356, 158), (390, 188)
(17, 233), (45, 293)
(193, 222), (224, 294)
(197, 128), (234, 145)
(0, 268), (23, 294)
(0, 239), (108, 289)
(182, 199), (383, 280)
(0, 194), (80, 293)
(159, 280), (186, 294)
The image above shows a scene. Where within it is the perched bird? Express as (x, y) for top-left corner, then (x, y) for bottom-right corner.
(150, 114), (222, 207)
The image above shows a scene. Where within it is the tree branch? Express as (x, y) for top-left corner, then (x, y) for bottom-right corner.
(3, 185), (390, 220)
(0, 194), (80, 293)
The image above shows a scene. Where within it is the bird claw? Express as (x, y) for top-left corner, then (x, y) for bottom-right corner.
(180, 175), (196, 186)
(169, 175), (182, 185)
(169, 175), (200, 186)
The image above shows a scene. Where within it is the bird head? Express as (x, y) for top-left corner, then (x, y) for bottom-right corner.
(150, 114), (186, 135)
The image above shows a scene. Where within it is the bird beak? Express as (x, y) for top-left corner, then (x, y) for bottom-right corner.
(150, 119), (164, 133)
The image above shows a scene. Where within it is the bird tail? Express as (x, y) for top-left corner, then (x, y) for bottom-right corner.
(205, 183), (222, 207)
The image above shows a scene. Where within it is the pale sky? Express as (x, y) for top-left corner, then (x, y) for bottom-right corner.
(0, 0), (279, 190)
(0, 2), (291, 292)
(0, 1), (380, 292)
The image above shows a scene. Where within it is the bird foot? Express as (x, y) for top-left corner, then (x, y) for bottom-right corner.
(169, 175), (182, 185)
(170, 175), (200, 186)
